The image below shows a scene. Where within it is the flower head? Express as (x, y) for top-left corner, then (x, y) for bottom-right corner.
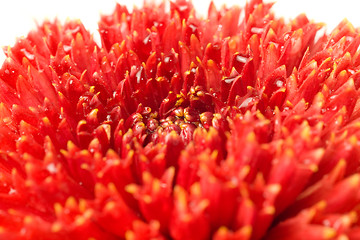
(1, 0), (360, 239)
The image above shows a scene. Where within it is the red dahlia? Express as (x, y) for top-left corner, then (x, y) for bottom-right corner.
(1, 0), (360, 239)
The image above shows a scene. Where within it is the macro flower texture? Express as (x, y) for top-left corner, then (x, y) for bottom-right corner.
(2, 0), (360, 239)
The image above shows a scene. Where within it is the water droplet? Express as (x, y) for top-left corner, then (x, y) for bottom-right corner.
(323, 219), (331, 227)
(8, 188), (16, 195)
(236, 55), (248, 63)
(68, 26), (80, 34)
(188, 24), (197, 32)
(251, 27), (263, 34)
(178, 5), (188, 11)
(164, 56), (171, 63)
(329, 95), (337, 101)
(346, 36), (354, 42)
(275, 79), (284, 87)
(20, 49), (34, 60)
(284, 33), (291, 41)
(63, 45), (72, 52)
(143, 34), (151, 45)
(239, 97), (253, 108)
(224, 76), (237, 84)
(136, 67), (143, 84)
(47, 163), (57, 174)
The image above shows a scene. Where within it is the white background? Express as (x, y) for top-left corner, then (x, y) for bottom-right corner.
(0, 0), (359, 63)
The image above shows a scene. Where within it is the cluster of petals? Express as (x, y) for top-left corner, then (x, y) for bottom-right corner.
(1, 0), (360, 239)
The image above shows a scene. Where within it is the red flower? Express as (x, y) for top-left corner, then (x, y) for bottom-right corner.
(1, 0), (360, 239)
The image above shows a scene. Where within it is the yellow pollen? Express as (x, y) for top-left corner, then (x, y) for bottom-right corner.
(246, 131), (256, 142)
(51, 222), (62, 232)
(152, 179), (161, 193)
(267, 184), (281, 195)
(337, 235), (349, 240)
(65, 196), (77, 209)
(54, 203), (63, 216)
(143, 195), (152, 204)
(240, 225), (253, 236)
(263, 205), (275, 215)
(190, 182), (201, 196)
(104, 201), (116, 212)
(79, 199), (87, 213)
(24, 215), (33, 224)
(349, 174), (360, 187)
(323, 227), (336, 239)
(125, 184), (137, 194)
(125, 231), (135, 240)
